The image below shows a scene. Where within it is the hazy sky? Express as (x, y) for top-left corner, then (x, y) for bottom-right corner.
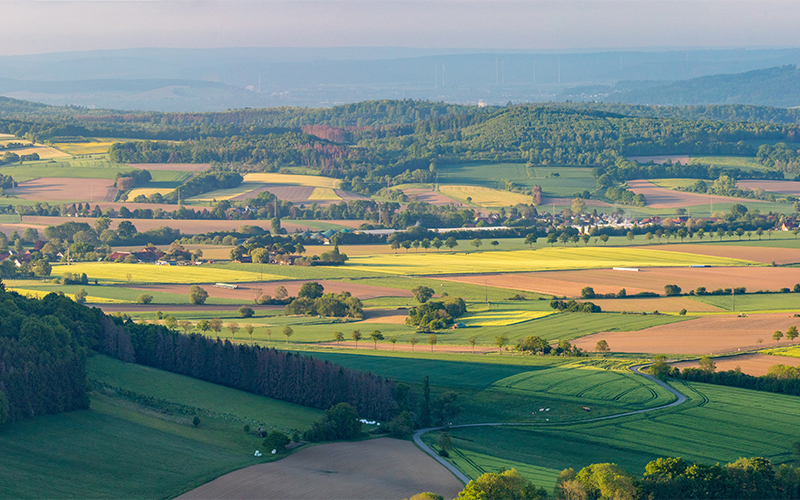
(2, 0), (799, 56)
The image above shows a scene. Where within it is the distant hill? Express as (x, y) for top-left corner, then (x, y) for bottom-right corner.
(563, 65), (800, 108)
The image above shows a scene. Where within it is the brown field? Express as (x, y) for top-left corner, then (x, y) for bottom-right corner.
(440, 266), (800, 299)
(18, 215), (366, 236)
(335, 189), (370, 202)
(230, 185), (314, 202)
(176, 438), (464, 500)
(130, 280), (412, 301)
(627, 155), (692, 164)
(316, 340), (495, 354)
(737, 180), (800, 195)
(403, 188), (465, 206)
(670, 353), (800, 376)
(98, 304), (283, 313)
(541, 197), (612, 208)
(8, 177), (116, 202)
(126, 163), (211, 172)
(627, 179), (765, 208)
(360, 309), (410, 324)
(640, 243), (800, 265)
(574, 313), (800, 355)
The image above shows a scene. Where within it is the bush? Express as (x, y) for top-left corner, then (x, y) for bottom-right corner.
(189, 285), (208, 305)
(385, 410), (415, 438)
(238, 306), (255, 318)
(304, 403), (362, 442)
(263, 431), (291, 452)
(664, 284), (682, 296)
(136, 294), (154, 304)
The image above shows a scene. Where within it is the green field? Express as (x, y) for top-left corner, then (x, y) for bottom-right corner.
(761, 345), (800, 358)
(346, 247), (755, 276)
(693, 292), (800, 312)
(690, 156), (771, 171)
(436, 380), (800, 487)
(0, 355), (324, 499)
(438, 163), (598, 197)
(1, 156), (191, 183)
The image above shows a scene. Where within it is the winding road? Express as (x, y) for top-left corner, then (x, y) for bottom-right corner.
(412, 362), (688, 484)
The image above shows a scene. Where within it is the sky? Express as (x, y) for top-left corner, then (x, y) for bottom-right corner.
(1, 0), (799, 56)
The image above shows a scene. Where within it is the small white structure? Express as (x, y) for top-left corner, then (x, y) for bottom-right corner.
(254, 450), (262, 457)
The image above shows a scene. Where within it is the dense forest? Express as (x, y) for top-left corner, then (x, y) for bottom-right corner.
(0, 283), (399, 426)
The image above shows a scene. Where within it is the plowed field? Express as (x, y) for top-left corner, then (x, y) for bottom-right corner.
(9, 177), (116, 202)
(436, 267), (800, 298)
(627, 179), (765, 208)
(670, 353), (800, 376)
(403, 188), (465, 206)
(737, 180), (800, 195)
(574, 313), (800, 355)
(176, 438), (464, 500)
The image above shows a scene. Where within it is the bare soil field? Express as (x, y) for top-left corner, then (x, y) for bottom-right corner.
(573, 313), (800, 355)
(8, 178), (116, 202)
(126, 163), (210, 172)
(129, 280), (412, 301)
(335, 189), (370, 202)
(737, 180), (800, 195)
(442, 267), (800, 298)
(627, 179), (765, 208)
(97, 304), (283, 313)
(360, 309), (410, 324)
(176, 438), (464, 500)
(403, 188), (465, 206)
(670, 353), (800, 376)
(640, 244), (800, 265)
(627, 155), (691, 164)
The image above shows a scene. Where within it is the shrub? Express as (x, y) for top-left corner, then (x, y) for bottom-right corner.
(304, 403), (362, 442)
(263, 431), (290, 452)
(238, 306), (255, 318)
(136, 294), (154, 304)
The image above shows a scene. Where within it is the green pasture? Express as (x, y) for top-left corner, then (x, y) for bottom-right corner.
(438, 163), (598, 197)
(0, 355), (325, 499)
(690, 156), (771, 171)
(0, 156), (191, 183)
(693, 292), (800, 312)
(88, 355), (322, 433)
(440, 379), (800, 486)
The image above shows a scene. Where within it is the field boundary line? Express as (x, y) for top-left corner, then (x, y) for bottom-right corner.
(412, 362), (686, 485)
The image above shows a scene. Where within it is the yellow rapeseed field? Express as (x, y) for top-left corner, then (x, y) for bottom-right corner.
(7, 288), (124, 303)
(243, 173), (341, 189)
(439, 185), (533, 207)
(49, 263), (272, 284)
(307, 187), (341, 200)
(462, 310), (553, 327)
(52, 140), (122, 155)
(346, 247), (755, 275)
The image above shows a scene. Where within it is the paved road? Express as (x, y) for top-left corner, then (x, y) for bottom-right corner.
(412, 362), (687, 485)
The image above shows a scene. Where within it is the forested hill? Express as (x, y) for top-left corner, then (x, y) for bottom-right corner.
(614, 65), (800, 108)
(0, 283), (398, 427)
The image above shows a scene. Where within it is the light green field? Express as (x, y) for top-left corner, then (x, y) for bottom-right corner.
(760, 346), (800, 358)
(50, 262), (270, 284)
(185, 181), (263, 202)
(693, 292), (800, 312)
(346, 247), (756, 276)
(438, 163), (598, 197)
(439, 185), (534, 207)
(650, 178), (697, 189)
(4, 281), (248, 305)
(0, 156), (191, 183)
(691, 156), (770, 171)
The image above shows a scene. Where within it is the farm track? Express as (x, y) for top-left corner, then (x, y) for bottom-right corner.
(412, 362), (687, 484)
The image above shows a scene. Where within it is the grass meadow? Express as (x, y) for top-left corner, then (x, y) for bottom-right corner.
(435, 379), (800, 488)
(0, 355), (324, 499)
(49, 262), (269, 284)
